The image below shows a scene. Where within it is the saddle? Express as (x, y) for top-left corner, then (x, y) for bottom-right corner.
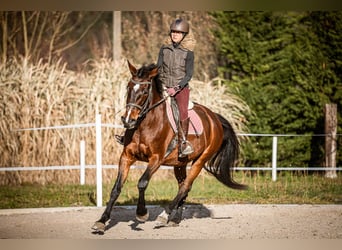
(165, 98), (203, 136)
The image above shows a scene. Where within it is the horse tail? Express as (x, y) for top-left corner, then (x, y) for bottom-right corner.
(204, 113), (248, 190)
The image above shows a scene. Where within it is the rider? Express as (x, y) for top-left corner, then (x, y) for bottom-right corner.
(157, 18), (196, 157)
(115, 18), (195, 158)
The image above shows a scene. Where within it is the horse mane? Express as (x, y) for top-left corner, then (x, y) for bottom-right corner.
(137, 63), (163, 95)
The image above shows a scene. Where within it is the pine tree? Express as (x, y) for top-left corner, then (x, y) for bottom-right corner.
(212, 11), (342, 167)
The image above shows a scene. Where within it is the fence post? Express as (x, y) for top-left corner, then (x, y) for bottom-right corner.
(325, 103), (337, 178)
(80, 140), (85, 185)
(96, 113), (103, 207)
(272, 136), (278, 181)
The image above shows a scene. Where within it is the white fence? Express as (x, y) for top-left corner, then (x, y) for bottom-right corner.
(3, 113), (341, 207)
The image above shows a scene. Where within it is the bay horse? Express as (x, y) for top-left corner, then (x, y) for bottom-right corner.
(92, 61), (247, 234)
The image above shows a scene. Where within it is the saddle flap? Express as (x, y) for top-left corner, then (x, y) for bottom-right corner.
(166, 101), (203, 135)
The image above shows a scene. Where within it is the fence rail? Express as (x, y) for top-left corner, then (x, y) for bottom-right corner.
(2, 165), (340, 172)
(3, 113), (340, 207)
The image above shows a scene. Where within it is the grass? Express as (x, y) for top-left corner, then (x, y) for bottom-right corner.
(0, 172), (341, 209)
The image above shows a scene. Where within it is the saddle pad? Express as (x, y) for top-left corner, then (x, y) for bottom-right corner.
(166, 101), (203, 135)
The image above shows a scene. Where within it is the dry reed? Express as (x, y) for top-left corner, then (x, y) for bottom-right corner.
(0, 56), (249, 185)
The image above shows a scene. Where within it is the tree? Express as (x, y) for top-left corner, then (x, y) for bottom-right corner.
(0, 11), (103, 67)
(212, 11), (342, 167)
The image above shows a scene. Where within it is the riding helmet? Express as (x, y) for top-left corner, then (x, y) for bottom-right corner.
(170, 19), (189, 34)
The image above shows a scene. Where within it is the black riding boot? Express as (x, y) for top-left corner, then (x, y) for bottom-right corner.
(178, 118), (194, 157)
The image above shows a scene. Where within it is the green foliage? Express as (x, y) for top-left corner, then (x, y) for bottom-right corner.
(212, 11), (342, 167)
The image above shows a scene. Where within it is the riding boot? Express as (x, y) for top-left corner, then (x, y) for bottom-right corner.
(178, 118), (194, 157)
(115, 134), (124, 145)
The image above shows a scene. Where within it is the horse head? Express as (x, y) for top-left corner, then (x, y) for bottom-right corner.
(121, 60), (159, 129)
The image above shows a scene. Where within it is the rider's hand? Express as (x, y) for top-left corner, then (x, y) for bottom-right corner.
(167, 86), (180, 96)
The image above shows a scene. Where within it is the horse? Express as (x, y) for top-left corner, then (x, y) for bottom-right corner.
(92, 61), (247, 234)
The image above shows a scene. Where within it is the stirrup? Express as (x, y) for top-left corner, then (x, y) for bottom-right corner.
(115, 135), (124, 145)
(179, 141), (194, 157)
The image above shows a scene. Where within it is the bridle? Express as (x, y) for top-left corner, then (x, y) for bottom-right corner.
(125, 78), (152, 120)
(125, 78), (168, 123)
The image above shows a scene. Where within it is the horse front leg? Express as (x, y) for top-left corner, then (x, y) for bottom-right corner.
(135, 155), (162, 223)
(135, 170), (150, 222)
(91, 153), (135, 234)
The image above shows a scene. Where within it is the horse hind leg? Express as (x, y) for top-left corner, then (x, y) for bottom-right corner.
(155, 187), (188, 228)
(169, 166), (188, 225)
(156, 166), (188, 227)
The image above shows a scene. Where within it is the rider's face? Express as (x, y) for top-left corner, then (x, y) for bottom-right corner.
(171, 31), (184, 43)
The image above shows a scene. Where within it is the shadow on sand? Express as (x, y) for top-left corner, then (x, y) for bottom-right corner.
(97, 203), (215, 233)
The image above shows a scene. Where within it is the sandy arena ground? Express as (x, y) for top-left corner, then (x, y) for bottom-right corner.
(0, 204), (341, 239)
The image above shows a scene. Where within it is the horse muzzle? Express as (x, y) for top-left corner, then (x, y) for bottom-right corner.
(121, 116), (138, 129)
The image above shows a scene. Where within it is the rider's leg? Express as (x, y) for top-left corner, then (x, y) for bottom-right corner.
(175, 87), (193, 157)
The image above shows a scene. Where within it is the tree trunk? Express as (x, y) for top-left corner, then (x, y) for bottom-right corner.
(113, 11), (121, 62)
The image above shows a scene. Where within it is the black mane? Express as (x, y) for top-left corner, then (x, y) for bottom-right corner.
(137, 63), (157, 78)
(137, 63), (163, 95)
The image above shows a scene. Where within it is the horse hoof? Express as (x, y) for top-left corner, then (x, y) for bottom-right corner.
(136, 211), (149, 222)
(167, 220), (180, 227)
(91, 221), (105, 234)
(157, 211), (169, 225)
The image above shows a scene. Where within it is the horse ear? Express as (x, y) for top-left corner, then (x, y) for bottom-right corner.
(149, 66), (159, 78)
(127, 60), (137, 76)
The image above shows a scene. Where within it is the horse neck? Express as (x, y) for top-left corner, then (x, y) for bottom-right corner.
(151, 80), (163, 106)
(142, 81), (166, 124)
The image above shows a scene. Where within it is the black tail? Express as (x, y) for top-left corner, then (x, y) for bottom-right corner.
(204, 113), (248, 190)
